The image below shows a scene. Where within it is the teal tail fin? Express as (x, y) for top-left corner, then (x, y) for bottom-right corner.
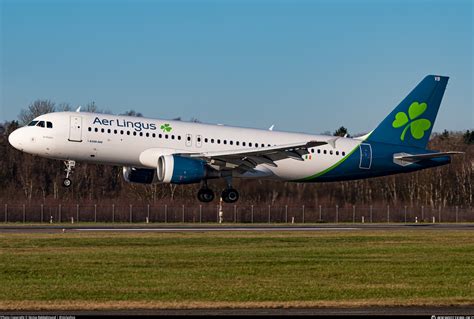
(367, 75), (449, 148)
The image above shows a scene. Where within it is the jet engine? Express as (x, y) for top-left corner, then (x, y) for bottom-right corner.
(122, 166), (157, 184)
(157, 155), (210, 184)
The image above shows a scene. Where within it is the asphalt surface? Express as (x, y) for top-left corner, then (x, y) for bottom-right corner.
(1, 306), (473, 316)
(0, 223), (472, 233)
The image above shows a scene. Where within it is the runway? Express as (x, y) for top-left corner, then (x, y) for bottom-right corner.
(2, 306), (474, 316)
(0, 223), (472, 233)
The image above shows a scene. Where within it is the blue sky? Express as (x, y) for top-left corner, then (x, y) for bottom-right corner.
(1, 0), (472, 135)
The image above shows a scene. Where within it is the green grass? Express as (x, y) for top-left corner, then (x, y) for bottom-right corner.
(0, 230), (473, 310)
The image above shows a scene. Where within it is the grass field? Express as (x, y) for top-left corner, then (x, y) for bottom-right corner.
(0, 229), (473, 310)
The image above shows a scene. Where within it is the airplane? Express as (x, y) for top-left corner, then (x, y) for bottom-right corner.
(8, 75), (463, 203)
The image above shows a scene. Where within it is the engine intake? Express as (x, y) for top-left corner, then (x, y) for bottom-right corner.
(157, 155), (207, 184)
(123, 167), (157, 184)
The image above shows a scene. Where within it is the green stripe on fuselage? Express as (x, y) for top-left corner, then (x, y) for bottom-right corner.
(296, 144), (360, 182)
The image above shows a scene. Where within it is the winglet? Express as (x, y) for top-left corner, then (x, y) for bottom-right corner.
(327, 137), (339, 148)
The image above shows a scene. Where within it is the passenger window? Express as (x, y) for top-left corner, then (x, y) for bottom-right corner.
(171, 135), (174, 139)
(236, 141), (239, 146)
(317, 149), (321, 154)
(146, 132), (150, 137)
(229, 141), (233, 145)
(139, 132), (143, 137)
(261, 143), (264, 147)
(37, 121), (45, 128)
(223, 140), (227, 144)
(330, 150), (333, 155)
(88, 127), (92, 132)
(178, 136), (181, 140)
(114, 130), (118, 134)
(152, 133), (156, 138)
(133, 132), (137, 136)
(342, 151), (346, 156)
(243, 142), (246, 146)
(46, 122), (53, 128)
(217, 139), (220, 144)
(211, 139), (214, 143)
(197, 137), (201, 142)
(336, 151), (339, 155)
(107, 129), (111, 133)
(311, 149), (314, 153)
(127, 131), (130, 135)
(323, 150), (327, 154)
(205, 138), (208, 143)
(249, 142), (252, 147)
(165, 134), (168, 139)
(28, 121), (38, 126)
(95, 128), (98, 132)
(121, 130), (124, 135)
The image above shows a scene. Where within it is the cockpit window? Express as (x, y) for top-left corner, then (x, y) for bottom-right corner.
(28, 121), (38, 126)
(37, 121), (45, 128)
(46, 121), (53, 128)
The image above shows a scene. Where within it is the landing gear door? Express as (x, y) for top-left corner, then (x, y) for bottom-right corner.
(359, 143), (372, 169)
(69, 116), (82, 142)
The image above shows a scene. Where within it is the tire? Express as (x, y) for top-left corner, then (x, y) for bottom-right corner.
(63, 178), (72, 187)
(197, 188), (214, 202)
(222, 188), (239, 203)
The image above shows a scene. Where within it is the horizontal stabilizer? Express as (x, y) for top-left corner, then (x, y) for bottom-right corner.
(394, 151), (463, 162)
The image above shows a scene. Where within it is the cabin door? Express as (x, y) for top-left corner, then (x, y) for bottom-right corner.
(68, 116), (83, 142)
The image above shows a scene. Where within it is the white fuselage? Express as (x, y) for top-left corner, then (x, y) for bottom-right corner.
(8, 112), (362, 181)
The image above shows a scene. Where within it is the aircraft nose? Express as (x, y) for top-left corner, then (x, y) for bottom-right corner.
(8, 129), (23, 151)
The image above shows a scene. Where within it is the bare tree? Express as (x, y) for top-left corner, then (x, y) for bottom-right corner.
(18, 100), (56, 125)
(121, 110), (143, 117)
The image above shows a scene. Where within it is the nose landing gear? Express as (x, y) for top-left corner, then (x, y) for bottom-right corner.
(62, 160), (75, 188)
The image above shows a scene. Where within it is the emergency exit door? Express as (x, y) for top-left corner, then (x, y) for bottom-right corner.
(69, 116), (83, 142)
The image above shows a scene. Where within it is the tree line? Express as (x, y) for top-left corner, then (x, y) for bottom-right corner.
(0, 99), (472, 207)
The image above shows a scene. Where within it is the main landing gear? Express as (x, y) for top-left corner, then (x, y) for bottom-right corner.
(196, 179), (240, 203)
(62, 160), (75, 187)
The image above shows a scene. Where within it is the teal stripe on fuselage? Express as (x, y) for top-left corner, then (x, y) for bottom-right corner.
(297, 141), (450, 183)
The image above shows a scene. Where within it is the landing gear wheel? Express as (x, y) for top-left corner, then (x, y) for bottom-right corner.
(62, 160), (76, 188)
(221, 188), (239, 203)
(63, 178), (72, 188)
(197, 188), (215, 203)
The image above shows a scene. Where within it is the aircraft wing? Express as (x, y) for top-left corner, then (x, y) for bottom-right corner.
(184, 140), (327, 172)
(393, 151), (464, 162)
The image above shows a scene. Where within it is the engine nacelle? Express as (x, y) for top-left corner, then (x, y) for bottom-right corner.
(157, 155), (207, 184)
(123, 167), (157, 184)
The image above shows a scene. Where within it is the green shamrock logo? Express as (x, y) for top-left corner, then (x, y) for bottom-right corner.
(160, 123), (172, 132)
(392, 102), (431, 141)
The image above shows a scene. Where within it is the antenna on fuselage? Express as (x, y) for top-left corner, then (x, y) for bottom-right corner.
(75, 106), (82, 112)
(269, 125), (274, 131)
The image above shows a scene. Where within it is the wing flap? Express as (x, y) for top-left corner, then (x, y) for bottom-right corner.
(186, 140), (327, 172)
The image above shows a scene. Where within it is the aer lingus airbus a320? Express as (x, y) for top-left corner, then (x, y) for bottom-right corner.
(8, 75), (462, 203)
